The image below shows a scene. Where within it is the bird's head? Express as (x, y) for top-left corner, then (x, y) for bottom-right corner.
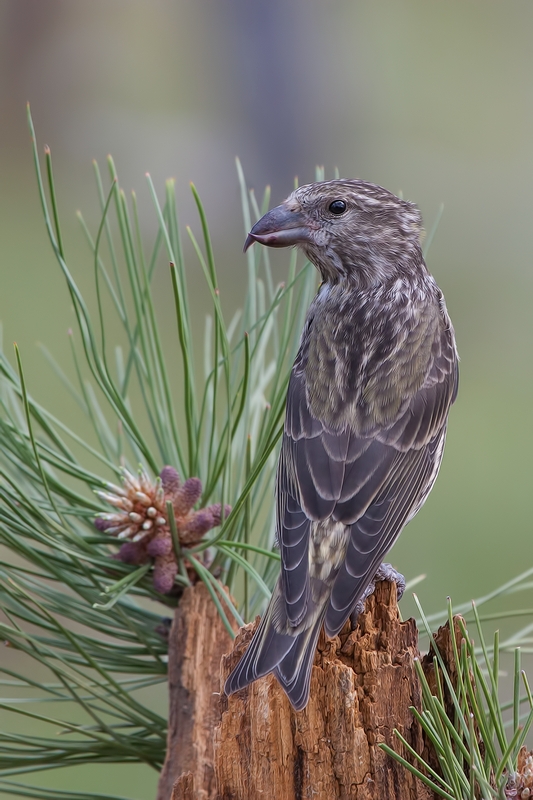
(244, 179), (424, 285)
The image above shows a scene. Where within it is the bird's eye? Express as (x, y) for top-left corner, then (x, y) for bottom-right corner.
(328, 200), (347, 215)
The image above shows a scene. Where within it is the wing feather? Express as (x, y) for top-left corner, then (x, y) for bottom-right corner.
(325, 434), (441, 636)
(277, 313), (457, 635)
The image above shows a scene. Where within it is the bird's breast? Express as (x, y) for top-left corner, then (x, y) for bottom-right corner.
(302, 284), (440, 434)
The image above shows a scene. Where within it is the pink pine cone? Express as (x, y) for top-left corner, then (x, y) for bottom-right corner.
(208, 504), (232, 526)
(98, 462), (230, 595)
(159, 465), (181, 495)
(146, 532), (172, 558)
(94, 517), (114, 532)
(113, 541), (148, 565)
(173, 477), (202, 516)
(185, 509), (217, 537)
(153, 555), (178, 594)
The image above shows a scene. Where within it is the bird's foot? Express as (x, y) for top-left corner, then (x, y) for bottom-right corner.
(349, 563), (405, 629)
(374, 562), (406, 600)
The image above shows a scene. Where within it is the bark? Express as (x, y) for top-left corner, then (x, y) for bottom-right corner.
(170, 773), (195, 800)
(214, 581), (435, 800)
(157, 583), (236, 800)
(159, 581), (476, 799)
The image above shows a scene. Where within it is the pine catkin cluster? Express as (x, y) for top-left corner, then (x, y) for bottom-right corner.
(95, 465), (230, 593)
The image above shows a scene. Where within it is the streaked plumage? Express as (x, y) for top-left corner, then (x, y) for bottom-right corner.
(225, 179), (458, 710)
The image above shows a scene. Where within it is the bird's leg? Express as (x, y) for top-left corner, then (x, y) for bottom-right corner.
(349, 563), (406, 629)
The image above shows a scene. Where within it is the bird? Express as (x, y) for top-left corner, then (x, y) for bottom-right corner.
(225, 179), (459, 711)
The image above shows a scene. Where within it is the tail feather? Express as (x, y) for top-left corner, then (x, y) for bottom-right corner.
(274, 610), (326, 710)
(224, 583), (327, 710)
(224, 605), (294, 696)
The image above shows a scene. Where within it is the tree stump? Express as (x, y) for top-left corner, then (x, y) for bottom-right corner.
(157, 583), (236, 800)
(215, 581), (435, 800)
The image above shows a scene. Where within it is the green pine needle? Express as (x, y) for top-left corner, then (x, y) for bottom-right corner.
(0, 106), (317, 795)
(383, 596), (533, 799)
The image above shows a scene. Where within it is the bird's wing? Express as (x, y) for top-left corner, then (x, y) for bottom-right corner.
(324, 431), (442, 636)
(278, 318), (458, 632)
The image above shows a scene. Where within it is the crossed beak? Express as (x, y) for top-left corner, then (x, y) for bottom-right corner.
(243, 204), (313, 252)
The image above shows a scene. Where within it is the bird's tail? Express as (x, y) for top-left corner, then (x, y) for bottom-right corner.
(273, 613), (327, 710)
(224, 582), (326, 711)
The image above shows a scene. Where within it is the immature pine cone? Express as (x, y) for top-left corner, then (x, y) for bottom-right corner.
(95, 465), (230, 593)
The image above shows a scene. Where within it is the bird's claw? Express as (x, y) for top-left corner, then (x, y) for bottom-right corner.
(349, 563), (405, 629)
(374, 562), (406, 600)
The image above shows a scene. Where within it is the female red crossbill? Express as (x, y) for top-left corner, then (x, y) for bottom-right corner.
(225, 180), (458, 711)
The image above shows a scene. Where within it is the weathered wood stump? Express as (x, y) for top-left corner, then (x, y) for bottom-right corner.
(158, 580), (453, 799)
(214, 581), (434, 800)
(155, 579), (533, 799)
(157, 583), (236, 800)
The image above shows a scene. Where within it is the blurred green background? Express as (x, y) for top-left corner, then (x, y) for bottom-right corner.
(1, 1), (533, 797)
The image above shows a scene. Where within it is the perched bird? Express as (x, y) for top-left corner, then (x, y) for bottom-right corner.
(225, 179), (458, 711)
